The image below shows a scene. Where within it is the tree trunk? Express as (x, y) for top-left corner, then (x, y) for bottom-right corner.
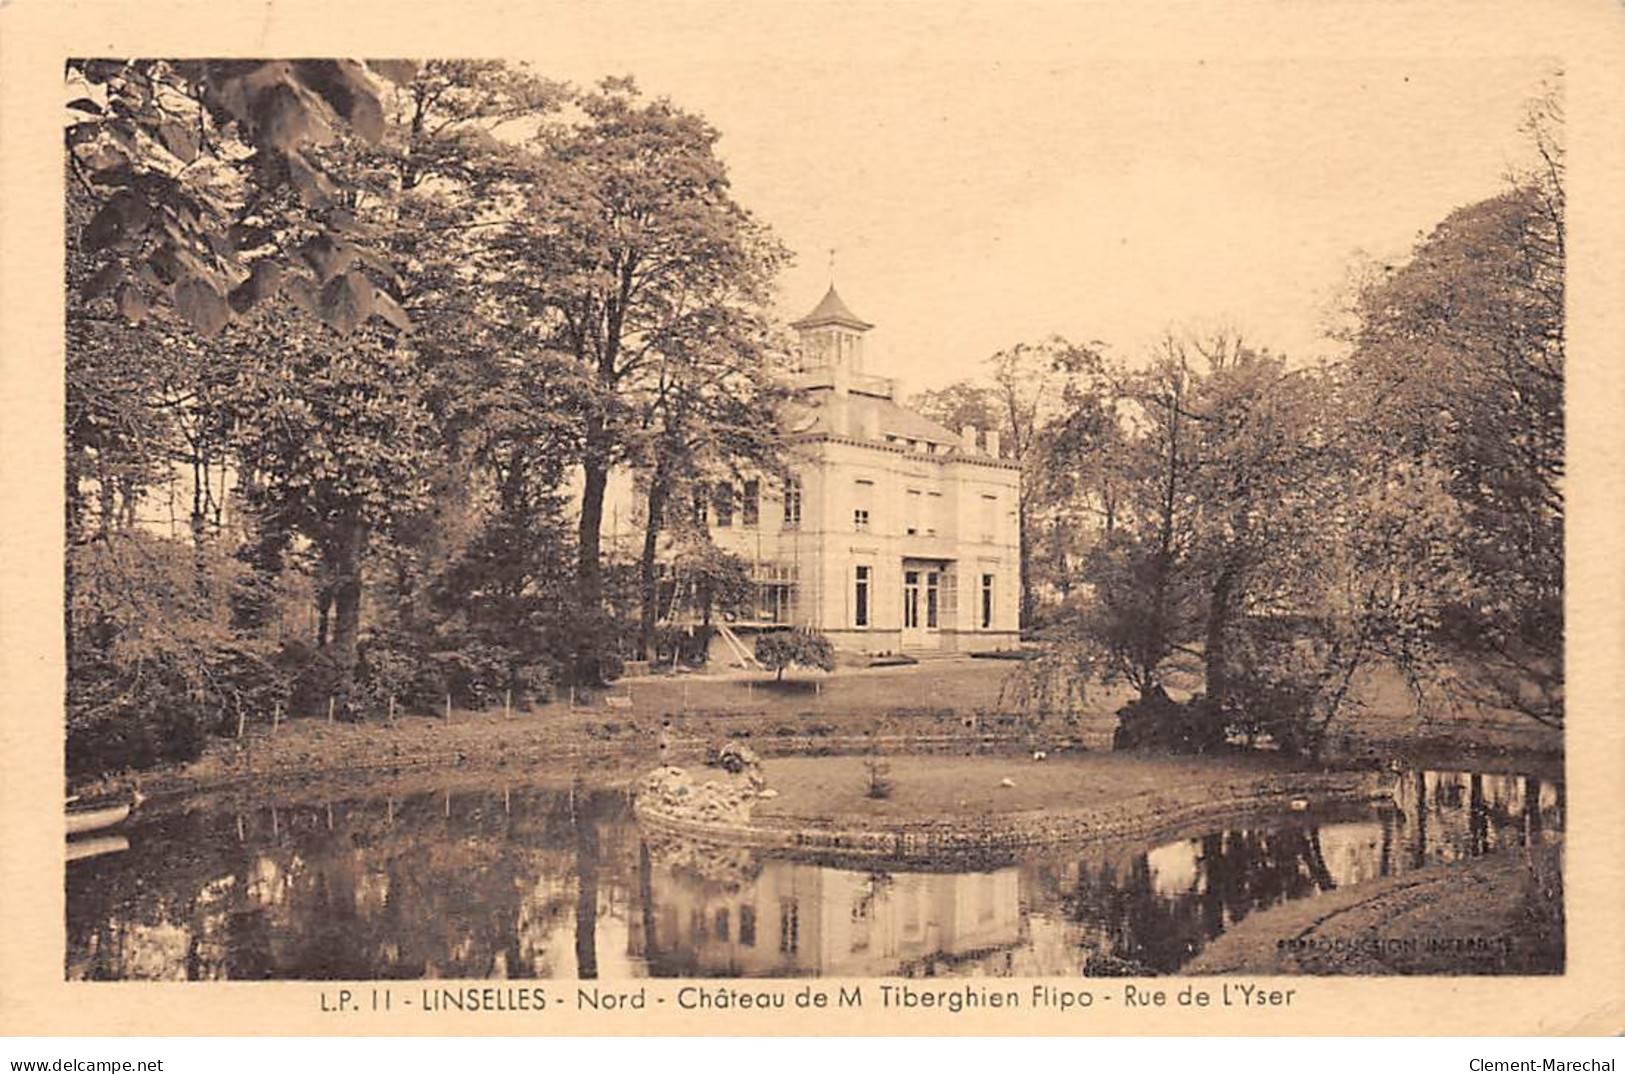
(190, 448), (209, 597)
(1203, 568), (1235, 708)
(1469, 772), (1487, 856)
(1141, 374), (1182, 697)
(575, 431), (610, 683)
(573, 786), (599, 979)
(329, 518), (367, 716)
(1306, 829), (1336, 891)
(637, 462), (671, 662)
(1523, 776), (1542, 846)
(1379, 810), (1394, 877)
(1412, 769), (1428, 869)
(637, 840), (658, 959)
(315, 586), (332, 648)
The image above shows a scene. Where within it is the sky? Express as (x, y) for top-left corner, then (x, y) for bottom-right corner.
(521, 4), (1558, 394)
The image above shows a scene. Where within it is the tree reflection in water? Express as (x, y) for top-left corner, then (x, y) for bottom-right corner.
(65, 768), (1562, 981)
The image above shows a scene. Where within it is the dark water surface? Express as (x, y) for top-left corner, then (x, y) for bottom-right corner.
(66, 767), (1562, 980)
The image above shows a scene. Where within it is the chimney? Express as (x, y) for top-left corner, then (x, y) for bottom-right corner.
(986, 429), (1000, 458)
(960, 424), (978, 454)
(842, 398), (863, 439)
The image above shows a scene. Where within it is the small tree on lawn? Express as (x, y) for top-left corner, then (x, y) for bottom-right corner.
(754, 628), (836, 681)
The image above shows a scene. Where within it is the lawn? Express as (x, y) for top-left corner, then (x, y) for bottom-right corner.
(749, 750), (1303, 822)
(602, 657), (1081, 719)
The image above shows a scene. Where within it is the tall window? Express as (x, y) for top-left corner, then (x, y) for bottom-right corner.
(926, 491), (943, 536)
(779, 898), (799, 954)
(759, 564), (797, 624)
(782, 477), (801, 529)
(850, 894), (872, 953)
(903, 570), (919, 629)
(981, 573), (995, 629)
(905, 488), (922, 535)
(926, 570), (940, 629)
(854, 478), (874, 532)
(739, 905), (757, 947)
(714, 483), (734, 527)
(741, 480), (759, 527)
(854, 565), (871, 628)
(980, 494), (997, 542)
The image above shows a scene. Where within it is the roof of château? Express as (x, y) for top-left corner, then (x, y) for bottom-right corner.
(806, 390), (968, 448)
(791, 285), (873, 331)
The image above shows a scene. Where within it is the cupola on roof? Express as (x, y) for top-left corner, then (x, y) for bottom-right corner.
(791, 285), (873, 331)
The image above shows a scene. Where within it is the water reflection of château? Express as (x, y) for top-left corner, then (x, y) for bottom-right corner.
(65, 770), (1562, 981)
(633, 860), (1026, 978)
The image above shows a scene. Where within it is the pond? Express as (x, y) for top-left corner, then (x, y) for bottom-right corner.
(65, 766), (1562, 980)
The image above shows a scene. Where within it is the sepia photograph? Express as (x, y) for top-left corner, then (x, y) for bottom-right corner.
(4, 0), (1622, 1043)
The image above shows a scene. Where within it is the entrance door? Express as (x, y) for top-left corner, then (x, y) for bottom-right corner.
(902, 570), (923, 647)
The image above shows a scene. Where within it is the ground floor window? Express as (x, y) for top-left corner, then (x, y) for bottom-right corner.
(854, 565), (871, 627)
(926, 570), (940, 628)
(903, 570), (919, 628)
(756, 562), (798, 623)
(779, 898), (799, 954)
(981, 572), (995, 629)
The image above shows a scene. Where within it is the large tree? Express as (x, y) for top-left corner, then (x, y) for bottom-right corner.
(632, 313), (790, 660)
(1343, 107), (1564, 727)
(1023, 333), (1469, 755)
(481, 78), (785, 680)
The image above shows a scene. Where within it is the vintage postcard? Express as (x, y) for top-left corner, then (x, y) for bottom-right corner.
(1, 0), (1622, 1039)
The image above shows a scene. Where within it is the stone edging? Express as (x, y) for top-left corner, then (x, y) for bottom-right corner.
(634, 770), (1395, 865)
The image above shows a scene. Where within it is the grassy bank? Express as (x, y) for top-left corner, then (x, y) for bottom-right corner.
(1184, 842), (1564, 975)
(75, 657), (1561, 801)
(78, 660), (1093, 799)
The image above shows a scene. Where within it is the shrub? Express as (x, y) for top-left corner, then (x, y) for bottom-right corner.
(513, 662), (555, 707)
(651, 622), (713, 668)
(863, 756), (893, 799)
(426, 641), (517, 710)
(284, 641), (343, 718)
(1221, 670), (1320, 756)
(754, 628), (836, 681)
(355, 632), (421, 719)
(66, 683), (212, 779)
(1111, 686), (1225, 753)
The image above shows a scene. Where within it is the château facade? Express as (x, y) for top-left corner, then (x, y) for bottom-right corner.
(697, 286), (1023, 655)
